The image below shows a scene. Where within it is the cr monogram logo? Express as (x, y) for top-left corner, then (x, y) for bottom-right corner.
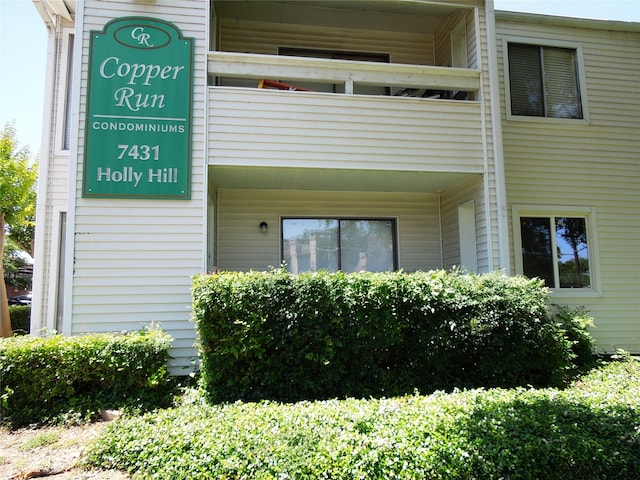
(131, 27), (153, 47)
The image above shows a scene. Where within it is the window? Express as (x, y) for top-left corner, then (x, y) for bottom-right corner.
(55, 212), (67, 332)
(507, 43), (582, 119)
(278, 47), (390, 95)
(62, 34), (75, 150)
(282, 218), (396, 274)
(517, 215), (591, 289)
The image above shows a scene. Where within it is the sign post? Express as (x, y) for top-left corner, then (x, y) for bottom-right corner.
(83, 17), (193, 199)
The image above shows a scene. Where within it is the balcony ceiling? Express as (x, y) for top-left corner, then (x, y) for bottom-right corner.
(263, 1), (467, 17)
(209, 165), (479, 194)
(213, 0), (473, 34)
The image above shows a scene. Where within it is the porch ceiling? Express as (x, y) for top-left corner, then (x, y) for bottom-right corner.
(208, 165), (479, 194)
(255, 0), (469, 16)
(212, 0), (474, 34)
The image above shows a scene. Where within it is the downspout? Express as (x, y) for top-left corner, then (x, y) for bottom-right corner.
(475, 6), (494, 273)
(436, 190), (444, 268)
(203, 0), (211, 274)
(485, 0), (511, 273)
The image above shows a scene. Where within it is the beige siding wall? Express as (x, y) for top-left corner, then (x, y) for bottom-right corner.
(219, 18), (434, 66)
(217, 189), (441, 272)
(435, 9), (477, 68)
(497, 18), (640, 352)
(209, 88), (484, 173)
(71, 0), (208, 369)
(433, 5), (499, 272)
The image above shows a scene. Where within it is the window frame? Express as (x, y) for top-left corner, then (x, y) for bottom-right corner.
(280, 217), (398, 273)
(56, 28), (76, 152)
(512, 205), (600, 297)
(502, 36), (590, 124)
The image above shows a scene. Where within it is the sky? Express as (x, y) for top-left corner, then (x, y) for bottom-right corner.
(1, 0), (639, 155)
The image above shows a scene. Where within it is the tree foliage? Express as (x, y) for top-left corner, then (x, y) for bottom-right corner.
(0, 122), (38, 337)
(3, 237), (33, 291)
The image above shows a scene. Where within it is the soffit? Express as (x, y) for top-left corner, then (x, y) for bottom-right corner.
(34, 0), (75, 24)
(496, 10), (640, 33)
(209, 165), (479, 194)
(213, 1), (474, 34)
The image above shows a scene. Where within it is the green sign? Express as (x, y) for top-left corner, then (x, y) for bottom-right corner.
(83, 17), (193, 199)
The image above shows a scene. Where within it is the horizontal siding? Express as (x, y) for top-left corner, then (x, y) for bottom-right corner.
(477, 4), (501, 271)
(210, 88), (484, 173)
(497, 19), (640, 353)
(220, 18), (434, 66)
(496, 22), (640, 129)
(35, 152), (69, 327)
(74, 0), (208, 371)
(32, 16), (73, 329)
(217, 189), (441, 273)
(435, 10), (474, 68)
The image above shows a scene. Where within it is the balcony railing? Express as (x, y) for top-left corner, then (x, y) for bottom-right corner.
(208, 51), (481, 96)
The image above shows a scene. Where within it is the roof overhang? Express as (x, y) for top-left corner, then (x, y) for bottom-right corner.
(33, 0), (75, 27)
(496, 10), (640, 33)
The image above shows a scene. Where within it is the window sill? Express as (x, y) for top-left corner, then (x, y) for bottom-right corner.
(505, 113), (590, 126)
(549, 288), (602, 299)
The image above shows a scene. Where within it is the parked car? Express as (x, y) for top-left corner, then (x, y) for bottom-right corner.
(8, 293), (32, 306)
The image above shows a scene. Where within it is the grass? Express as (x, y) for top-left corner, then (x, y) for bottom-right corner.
(82, 357), (640, 480)
(17, 432), (61, 451)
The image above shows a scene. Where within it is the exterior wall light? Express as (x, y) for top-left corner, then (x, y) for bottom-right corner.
(259, 221), (268, 232)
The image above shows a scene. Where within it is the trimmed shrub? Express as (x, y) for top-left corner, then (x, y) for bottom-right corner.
(193, 269), (589, 402)
(83, 359), (640, 480)
(9, 305), (30, 334)
(552, 304), (596, 372)
(0, 328), (172, 427)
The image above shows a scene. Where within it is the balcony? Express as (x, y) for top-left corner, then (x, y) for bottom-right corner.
(208, 51), (481, 98)
(207, 0), (487, 188)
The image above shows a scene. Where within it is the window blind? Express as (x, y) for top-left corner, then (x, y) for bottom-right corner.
(508, 43), (543, 116)
(508, 43), (582, 119)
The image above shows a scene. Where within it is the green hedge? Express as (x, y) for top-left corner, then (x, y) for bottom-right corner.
(193, 269), (592, 402)
(9, 305), (31, 334)
(0, 328), (173, 427)
(83, 359), (640, 480)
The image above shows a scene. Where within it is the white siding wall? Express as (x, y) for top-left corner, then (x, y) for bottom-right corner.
(32, 21), (74, 331)
(210, 88), (484, 173)
(71, 0), (208, 369)
(217, 189), (441, 273)
(497, 17), (640, 352)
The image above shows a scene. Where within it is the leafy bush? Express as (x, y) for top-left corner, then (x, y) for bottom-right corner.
(83, 358), (640, 479)
(0, 328), (173, 427)
(552, 304), (596, 371)
(193, 269), (589, 402)
(9, 305), (30, 334)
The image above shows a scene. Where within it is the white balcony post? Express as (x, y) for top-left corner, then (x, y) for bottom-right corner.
(345, 77), (354, 95)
